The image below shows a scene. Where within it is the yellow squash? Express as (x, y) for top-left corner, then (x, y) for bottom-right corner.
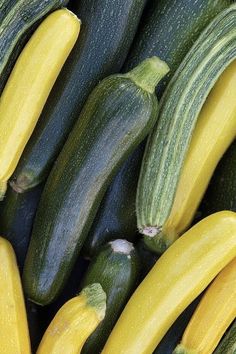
(0, 9), (80, 199)
(37, 283), (106, 354)
(0, 236), (30, 353)
(102, 211), (236, 354)
(164, 60), (236, 241)
(174, 257), (236, 354)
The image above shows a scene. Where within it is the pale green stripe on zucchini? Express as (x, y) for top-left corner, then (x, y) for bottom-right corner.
(214, 321), (236, 354)
(136, 4), (236, 253)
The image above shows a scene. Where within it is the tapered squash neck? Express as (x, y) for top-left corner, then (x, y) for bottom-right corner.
(173, 344), (197, 354)
(124, 56), (170, 94)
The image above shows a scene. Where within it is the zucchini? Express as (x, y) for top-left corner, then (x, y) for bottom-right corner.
(202, 139), (236, 216)
(11, 0), (148, 193)
(163, 59), (236, 241)
(83, 0), (232, 257)
(81, 239), (139, 354)
(0, 0), (18, 23)
(37, 283), (106, 354)
(137, 5), (236, 253)
(22, 57), (169, 306)
(102, 211), (236, 354)
(82, 145), (143, 259)
(0, 185), (43, 271)
(174, 257), (236, 354)
(0, 9), (80, 199)
(0, 0), (68, 93)
(0, 237), (31, 353)
(214, 321), (236, 354)
(0, 9), (80, 200)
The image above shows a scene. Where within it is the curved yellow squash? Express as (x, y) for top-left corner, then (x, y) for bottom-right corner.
(0, 9), (80, 199)
(37, 283), (106, 354)
(164, 60), (236, 241)
(102, 211), (236, 354)
(0, 237), (30, 353)
(174, 257), (236, 354)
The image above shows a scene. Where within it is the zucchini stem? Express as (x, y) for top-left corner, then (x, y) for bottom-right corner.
(109, 239), (134, 254)
(81, 283), (106, 321)
(124, 56), (170, 94)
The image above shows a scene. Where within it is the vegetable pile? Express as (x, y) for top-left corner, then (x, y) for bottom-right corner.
(0, 1), (236, 353)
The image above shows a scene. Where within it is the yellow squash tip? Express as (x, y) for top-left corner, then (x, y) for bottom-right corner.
(81, 283), (106, 321)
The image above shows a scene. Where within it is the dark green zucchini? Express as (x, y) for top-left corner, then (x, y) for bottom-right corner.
(22, 57), (168, 306)
(0, 0), (68, 93)
(0, 0), (18, 23)
(214, 321), (236, 354)
(82, 144), (144, 259)
(201, 140), (236, 217)
(83, 0), (231, 257)
(81, 239), (139, 354)
(11, 0), (148, 193)
(0, 185), (43, 271)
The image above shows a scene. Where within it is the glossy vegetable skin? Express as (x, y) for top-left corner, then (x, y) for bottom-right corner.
(23, 58), (169, 306)
(11, 0), (148, 193)
(202, 139), (236, 216)
(84, 0), (232, 255)
(37, 284), (106, 354)
(0, 185), (43, 270)
(0, 9), (80, 199)
(0, 237), (31, 353)
(81, 240), (139, 353)
(175, 257), (236, 354)
(137, 5), (236, 253)
(0, 0), (68, 93)
(214, 321), (236, 354)
(164, 59), (236, 240)
(102, 211), (236, 354)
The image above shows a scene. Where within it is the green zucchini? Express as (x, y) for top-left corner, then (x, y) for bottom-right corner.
(0, 0), (18, 23)
(202, 140), (236, 216)
(81, 239), (139, 354)
(214, 321), (236, 354)
(10, 0), (148, 193)
(136, 5), (236, 254)
(0, 0), (68, 93)
(83, 0), (232, 258)
(22, 57), (169, 306)
(0, 185), (43, 271)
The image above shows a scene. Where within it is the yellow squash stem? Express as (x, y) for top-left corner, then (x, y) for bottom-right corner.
(0, 237), (31, 353)
(174, 257), (236, 354)
(163, 60), (236, 241)
(0, 9), (80, 200)
(102, 211), (236, 354)
(37, 283), (106, 354)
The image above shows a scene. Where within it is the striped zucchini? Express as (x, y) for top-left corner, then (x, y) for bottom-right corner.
(0, 237), (31, 353)
(137, 5), (236, 253)
(0, 9), (80, 199)
(174, 257), (236, 354)
(0, 0), (18, 23)
(81, 240), (139, 354)
(37, 284), (106, 354)
(102, 211), (236, 354)
(164, 59), (236, 240)
(0, 0), (68, 93)
(214, 321), (236, 354)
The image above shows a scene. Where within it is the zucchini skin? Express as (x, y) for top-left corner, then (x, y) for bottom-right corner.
(0, 185), (43, 271)
(137, 5), (236, 253)
(214, 321), (236, 354)
(81, 240), (139, 354)
(0, 0), (68, 93)
(102, 211), (236, 354)
(23, 59), (162, 305)
(0, 0), (18, 23)
(83, 0), (231, 257)
(202, 140), (236, 216)
(11, 0), (148, 192)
